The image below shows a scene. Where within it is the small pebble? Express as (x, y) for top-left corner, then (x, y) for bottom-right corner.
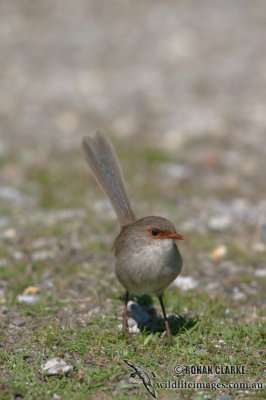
(173, 276), (199, 291)
(208, 215), (231, 232)
(254, 269), (266, 277)
(31, 250), (55, 261)
(252, 242), (266, 252)
(232, 287), (246, 301)
(118, 322), (140, 334)
(2, 228), (16, 240)
(13, 251), (24, 260)
(129, 324), (140, 334)
(127, 317), (138, 328)
(17, 294), (41, 305)
(210, 245), (228, 261)
(41, 357), (73, 376)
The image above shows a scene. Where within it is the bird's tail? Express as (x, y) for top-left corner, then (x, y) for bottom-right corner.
(82, 132), (136, 226)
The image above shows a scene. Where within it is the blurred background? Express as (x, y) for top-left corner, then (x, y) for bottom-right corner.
(1, 0), (266, 153)
(0, 0), (265, 319)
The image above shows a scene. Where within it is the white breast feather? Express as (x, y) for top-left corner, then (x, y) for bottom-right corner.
(115, 239), (182, 295)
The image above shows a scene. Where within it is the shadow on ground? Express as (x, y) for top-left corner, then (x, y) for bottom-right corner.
(120, 294), (198, 336)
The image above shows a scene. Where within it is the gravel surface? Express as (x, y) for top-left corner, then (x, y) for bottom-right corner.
(1, 0), (266, 152)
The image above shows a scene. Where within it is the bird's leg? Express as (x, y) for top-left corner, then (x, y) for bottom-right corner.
(159, 295), (171, 340)
(123, 291), (129, 335)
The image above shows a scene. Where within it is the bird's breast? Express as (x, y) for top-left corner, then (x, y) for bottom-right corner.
(115, 239), (182, 295)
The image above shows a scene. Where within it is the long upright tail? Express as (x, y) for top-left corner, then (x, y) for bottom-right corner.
(82, 133), (136, 226)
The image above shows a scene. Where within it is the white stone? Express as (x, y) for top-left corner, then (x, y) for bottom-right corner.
(17, 294), (41, 305)
(31, 250), (55, 261)
(2, 228), (16, 239)
(252, 243), (266, 252)
(254, 269), (266, 277)
(173, 276), (199, 291)
(208, 215), (231, 231)
(232, 287), (246, 301)
(41, 357), (73, 376)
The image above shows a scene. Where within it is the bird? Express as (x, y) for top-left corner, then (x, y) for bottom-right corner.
(82, 132), (183, 340)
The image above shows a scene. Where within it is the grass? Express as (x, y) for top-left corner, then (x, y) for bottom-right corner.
(0, 144), (265, 399)
(0, 294), (264, 399)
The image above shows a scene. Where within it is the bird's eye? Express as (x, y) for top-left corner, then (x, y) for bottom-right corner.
(151, 229), (159, 236)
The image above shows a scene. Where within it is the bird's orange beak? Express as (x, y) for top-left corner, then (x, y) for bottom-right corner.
(167, 232), (184, 240)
